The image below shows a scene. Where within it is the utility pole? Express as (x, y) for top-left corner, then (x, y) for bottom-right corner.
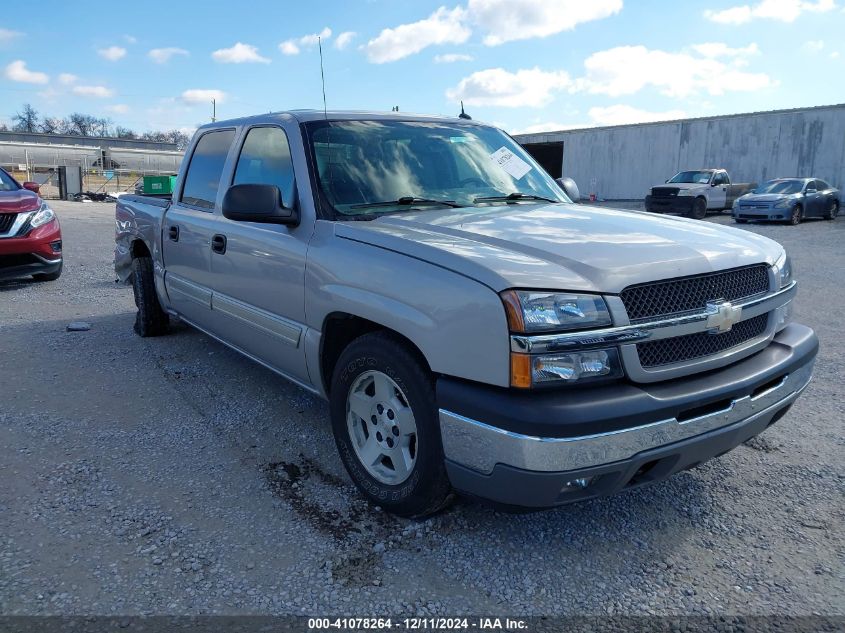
(211, 99), (216, 122)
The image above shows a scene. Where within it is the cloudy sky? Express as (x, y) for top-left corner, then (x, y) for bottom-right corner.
(1, 0), (843, 135)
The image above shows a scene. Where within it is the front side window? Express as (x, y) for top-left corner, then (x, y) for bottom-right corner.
(233, 126), (295, 208)
(181, 129), (235, 210)
(0, 168), (19, 192)
(306, 120), (567, 218)
(712, 172), (728, 186)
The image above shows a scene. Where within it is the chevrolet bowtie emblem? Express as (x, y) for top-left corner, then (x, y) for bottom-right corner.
(705, 300), (743, 334)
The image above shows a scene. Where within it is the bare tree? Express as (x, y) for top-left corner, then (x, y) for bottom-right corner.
(12, 103), (40, 133)
(40, 117), (63, 134)
(115, 126), (137, 139)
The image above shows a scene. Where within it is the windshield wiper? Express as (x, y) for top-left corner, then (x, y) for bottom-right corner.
(349, 196), (461, 210)
(473, 192), (557, 204)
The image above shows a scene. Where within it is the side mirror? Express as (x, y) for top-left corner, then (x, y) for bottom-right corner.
(222, 184), (298, 225)
(805, 188), (816, 195)
(555, 177), (580, 202)
(23, 181), (40, 193)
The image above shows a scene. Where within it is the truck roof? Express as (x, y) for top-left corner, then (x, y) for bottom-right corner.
(197, 109), (490, 131)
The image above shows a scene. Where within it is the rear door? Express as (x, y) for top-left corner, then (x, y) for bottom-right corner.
(163, 128), (236, 324)
(204, 123), (311, 383)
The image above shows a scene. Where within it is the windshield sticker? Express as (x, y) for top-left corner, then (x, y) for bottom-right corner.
(450, 136), (468, 143)
(490, 147), (532, 180)
(698, 178), (709, 183)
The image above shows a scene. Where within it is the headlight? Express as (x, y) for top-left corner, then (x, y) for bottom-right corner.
(501, 290), (612, 333)
(30, 202), (55, 229)
(774, 251), (793, 288)
(510, 348), (623, 388)
(677, 189), (694, 197)
(773, 198), (792, 209)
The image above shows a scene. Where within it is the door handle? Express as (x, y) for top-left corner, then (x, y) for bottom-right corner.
(168, 225), (179, 242)
(211, 234), (227, 254)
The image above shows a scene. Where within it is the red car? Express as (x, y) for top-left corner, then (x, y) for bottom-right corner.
(0, 167), (62, 281)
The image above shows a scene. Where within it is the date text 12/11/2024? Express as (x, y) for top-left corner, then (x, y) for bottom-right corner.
(307, 617), (528, 630)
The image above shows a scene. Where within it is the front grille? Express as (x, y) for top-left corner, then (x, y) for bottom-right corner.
(637, 313), (769, 368)
(740, 203), (771, 210)
(620, 265), (770, 322)
(651, 187), (679, 198)
(0, 213), (15, 233)
(0, 253), (39, 269)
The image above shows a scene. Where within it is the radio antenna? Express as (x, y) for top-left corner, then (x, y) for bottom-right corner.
(318, 36), (328, 120)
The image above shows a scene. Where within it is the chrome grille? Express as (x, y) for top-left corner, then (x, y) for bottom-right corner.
(0, 213), (15, 233)
(636, 313), (769, 368)
(620, 265), (770, 322)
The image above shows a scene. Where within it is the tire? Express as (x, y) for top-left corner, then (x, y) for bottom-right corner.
(789, 205), (803, 226)
(33, 261), (62, 281)
(690, 197), (707, 220)
(824, 200), (839, 221)
(131, 256), (169, 337)
(734, 219), (748, 224)
(329, 331), (452, 518)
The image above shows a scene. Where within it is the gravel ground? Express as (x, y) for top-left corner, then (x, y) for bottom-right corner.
(0, 200), (842, 617)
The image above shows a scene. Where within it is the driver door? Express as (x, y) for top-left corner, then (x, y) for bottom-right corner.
(709, 172), (728, 209)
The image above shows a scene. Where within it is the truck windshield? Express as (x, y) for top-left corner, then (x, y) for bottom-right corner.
(307, 120), (568, 218)
(668, 171), (713, 184)
(754, 180), (804, 195)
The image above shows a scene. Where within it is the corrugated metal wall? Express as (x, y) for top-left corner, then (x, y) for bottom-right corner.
(514, 104), (845, 200)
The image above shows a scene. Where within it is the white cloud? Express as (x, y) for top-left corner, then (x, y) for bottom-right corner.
(446, 67), (570, 107)
(73, 85), (114, 98)
(98, 46), (127, 61)
(58, 72), (78, 85)
(279, 27), (332, 55)
(4, 60), (48, 84)
(587, 105), (688, 126)
(803, 39), (825, 52)
(364, 7), (471, 63)
(181, 89), (226, 104)
(468, 0), (623, 46)
(831, 50), (841, 58)
(435, 53), (474, 63)
(0, 28), (22, 43)
(691, 42), (760, 58)
(105, 104), (130, 114)
(148, 47), (189, 63)
(334, 31), (357, 50)
(573, 45), (774, 98)
(124, 34), (137, 44)
(705, 0), (836, 24)
(212, 42), (270, 64)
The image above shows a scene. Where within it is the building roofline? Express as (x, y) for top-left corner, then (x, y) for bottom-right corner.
(0, 130), (178, 149)
(513, 102), (845, 139)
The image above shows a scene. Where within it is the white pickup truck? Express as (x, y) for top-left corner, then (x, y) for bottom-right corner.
(646, 169), (757, 219)
(115, 111), (816, 517)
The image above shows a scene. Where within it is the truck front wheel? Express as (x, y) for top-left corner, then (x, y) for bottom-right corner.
(329, 332), (452, 518)
(131, 256), (169, 337)
(690, 197), (707, 220)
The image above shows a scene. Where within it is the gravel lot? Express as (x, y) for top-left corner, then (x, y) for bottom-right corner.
(1, 200), (843, 617)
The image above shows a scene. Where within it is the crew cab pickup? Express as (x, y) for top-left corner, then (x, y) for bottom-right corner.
(115, 111), (817, 517)
(645, 169), (757, 219)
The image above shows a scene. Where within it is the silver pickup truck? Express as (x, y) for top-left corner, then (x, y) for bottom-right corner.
(115, 111), (817, 517)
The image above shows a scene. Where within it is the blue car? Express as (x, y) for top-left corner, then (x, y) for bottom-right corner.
(732, 178), (840, 225)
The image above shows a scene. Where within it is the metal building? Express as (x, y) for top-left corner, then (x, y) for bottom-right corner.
(514, 103), (845, 200)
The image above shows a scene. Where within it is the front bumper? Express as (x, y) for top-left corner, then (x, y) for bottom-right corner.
(438, 323), (817, 508)
(734, 207), (789, 221)
(0, 218), (62, 280)
(645, 195), (695, 214)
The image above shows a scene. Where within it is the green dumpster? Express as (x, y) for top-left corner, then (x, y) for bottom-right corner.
(143, 175), (177, 195)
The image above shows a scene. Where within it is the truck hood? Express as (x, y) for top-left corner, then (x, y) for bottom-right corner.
(654, 182), (708, 191)
(334, 203), (783, 293)
(0, 189), (40, 213)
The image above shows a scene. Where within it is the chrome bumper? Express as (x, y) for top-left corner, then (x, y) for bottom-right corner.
(440, 357), (813, 475)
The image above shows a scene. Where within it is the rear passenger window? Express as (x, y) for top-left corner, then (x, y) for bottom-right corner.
(233, 127), (295, 208)
(181, 129), (235, 210)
